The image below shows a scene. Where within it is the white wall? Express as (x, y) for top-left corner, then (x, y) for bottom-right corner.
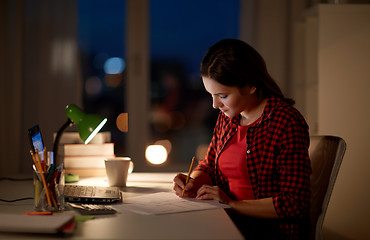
(317, 4), (370, 239)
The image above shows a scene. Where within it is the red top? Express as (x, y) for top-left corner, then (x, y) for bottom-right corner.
(218, 124), (255, 200)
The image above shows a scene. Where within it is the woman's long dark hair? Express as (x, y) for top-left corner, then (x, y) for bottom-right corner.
(200, 39), (294, 105)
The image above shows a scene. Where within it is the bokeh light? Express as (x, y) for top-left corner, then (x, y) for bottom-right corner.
(105, 73), (122, 87)
(145, 145), (168, 165)
(116, 113), (128, 132)
(104, 57), (125, 74)
(85, 76), (102, 96)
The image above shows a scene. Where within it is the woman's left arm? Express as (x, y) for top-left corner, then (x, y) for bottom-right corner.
(196, 185), (279, 218)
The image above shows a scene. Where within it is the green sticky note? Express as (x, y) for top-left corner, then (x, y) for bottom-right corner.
(75, 215), (95, 222)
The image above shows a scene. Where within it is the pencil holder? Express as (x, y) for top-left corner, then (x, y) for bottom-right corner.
(33, 168), (65, 212)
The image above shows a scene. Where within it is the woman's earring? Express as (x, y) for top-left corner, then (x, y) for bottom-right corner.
(250, 87), (257, 94)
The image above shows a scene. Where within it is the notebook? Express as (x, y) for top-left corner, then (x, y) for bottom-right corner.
(0, 214), (75, 234)
(64, 185), (121, 204)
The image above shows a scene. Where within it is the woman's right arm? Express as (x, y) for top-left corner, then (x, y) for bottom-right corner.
(173, 170), (212, 198)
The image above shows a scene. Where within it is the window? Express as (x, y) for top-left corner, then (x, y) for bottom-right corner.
(78, 0), (240, 170)
(149, 0), (240, 168)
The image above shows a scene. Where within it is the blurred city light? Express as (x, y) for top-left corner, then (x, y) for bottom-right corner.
(85, 76), (102, 96)
(104, 57), (125, 74)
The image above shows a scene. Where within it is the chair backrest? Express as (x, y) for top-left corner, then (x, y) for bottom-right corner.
(309, 135), (346, 240)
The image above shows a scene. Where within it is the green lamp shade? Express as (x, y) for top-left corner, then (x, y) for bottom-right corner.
(65, 104), (107, 144)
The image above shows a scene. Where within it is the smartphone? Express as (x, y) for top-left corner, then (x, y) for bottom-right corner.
(28, 124), (45, 154)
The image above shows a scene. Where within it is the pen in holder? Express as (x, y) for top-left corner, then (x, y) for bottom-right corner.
(31, 150), (65, 212)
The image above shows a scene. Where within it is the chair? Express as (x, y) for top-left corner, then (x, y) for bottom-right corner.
(309, 135), (346, 240)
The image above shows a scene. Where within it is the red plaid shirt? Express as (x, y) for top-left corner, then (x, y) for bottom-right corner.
(195, 97), (311, 239)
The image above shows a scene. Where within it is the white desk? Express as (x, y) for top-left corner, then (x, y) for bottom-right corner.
(0, 173), (243, 239)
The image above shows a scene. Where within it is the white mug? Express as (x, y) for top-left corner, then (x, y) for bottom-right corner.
(104, 157), (134, 187)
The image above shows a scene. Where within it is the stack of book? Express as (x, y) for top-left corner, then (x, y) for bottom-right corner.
(57, 132), (115, 177)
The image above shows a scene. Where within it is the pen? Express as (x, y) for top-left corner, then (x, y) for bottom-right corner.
(182, 156), (196, 196)
(25, 211), (53, 215)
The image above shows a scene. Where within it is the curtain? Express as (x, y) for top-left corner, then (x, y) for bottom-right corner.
(0, 0), (81, 175)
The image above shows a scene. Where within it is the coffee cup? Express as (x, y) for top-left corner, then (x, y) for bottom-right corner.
(104, 157), (134, 187)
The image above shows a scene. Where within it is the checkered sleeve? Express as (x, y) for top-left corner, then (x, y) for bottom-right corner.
(272, 109), (311, 218)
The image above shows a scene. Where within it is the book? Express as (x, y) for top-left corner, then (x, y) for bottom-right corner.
(64, 168), (107, 177)
(54, 131), (114, 177)
(63, 155), (115, 169)
(58, 143), (115, 156)
(53, 131), (111, 145)
(0, 214), (75, 234)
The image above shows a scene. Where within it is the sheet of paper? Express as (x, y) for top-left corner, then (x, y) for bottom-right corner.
(113, 192), (229, 215)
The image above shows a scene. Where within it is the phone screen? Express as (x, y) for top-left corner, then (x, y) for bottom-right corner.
(31, 132), (44, 153)
(28, 125), (45, 153)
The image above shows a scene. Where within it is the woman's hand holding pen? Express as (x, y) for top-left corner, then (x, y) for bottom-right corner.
(173, 173), (232, 204)
(173, 173), (198, 198)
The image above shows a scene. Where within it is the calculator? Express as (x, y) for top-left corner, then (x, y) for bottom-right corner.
(67, 202), (117, 215)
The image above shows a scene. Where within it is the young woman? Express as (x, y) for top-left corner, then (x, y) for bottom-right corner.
(173, 39), (311, 239)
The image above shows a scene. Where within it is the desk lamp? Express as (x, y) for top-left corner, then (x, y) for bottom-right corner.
(53, 104), (107, 164)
